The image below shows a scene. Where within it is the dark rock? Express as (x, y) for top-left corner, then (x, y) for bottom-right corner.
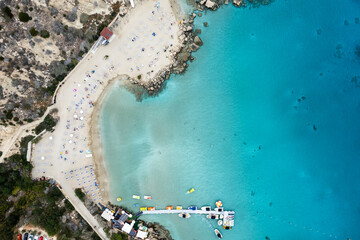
(233, 0), (246, 7)
(190, 43), (199, 52)
(0, 85), (3, 100)
(177, 51), (191, 62)
(66, 9), (77, 22)
(194, 35), (203, 46)
(203, 22), (208, 27)
(50, 6), (59, 16)
(51, 21), (64, 34)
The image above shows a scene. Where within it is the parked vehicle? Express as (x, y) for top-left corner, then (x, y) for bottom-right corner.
(39, 237), (43, 240)
(17, 233), (22, 240)
(28, 235), (34, 240)
(34, 236), (39, 240)
(23, 233), (28, 240)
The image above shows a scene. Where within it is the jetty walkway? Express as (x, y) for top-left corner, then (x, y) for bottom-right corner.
(141, 209), (235, 215)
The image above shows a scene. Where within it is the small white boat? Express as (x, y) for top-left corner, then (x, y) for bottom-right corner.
(214, 229), (223, 239)
(144, 195), (152, 200)
(132, 195), (140, 199)
(207, 214), (219, 219)
(178, 213), (191, 218)
(201, 206), (211, 211)
(218, 220), (223, 226)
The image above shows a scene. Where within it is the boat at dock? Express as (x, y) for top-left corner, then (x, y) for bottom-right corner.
(223, 226), (231, 230)
(206, 214), (219, 219)
(140, 207), (147, 211)
(144, 195), (152, 200)
(188, 206), (197, 210)
(148, 207), (155, 211)
(132, 195), (140, 199)
(166, 206), (174, 210)
(176, 206), (182, 210)
(218, 220), (223, 226)
(201, 206), (211, 211)
(214, 229), (223, 239)
(116, 197), (122, 201)
(178, 213), (191, 218)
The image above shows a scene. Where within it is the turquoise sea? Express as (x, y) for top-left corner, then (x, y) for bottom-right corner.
(100, 0), (360, 239)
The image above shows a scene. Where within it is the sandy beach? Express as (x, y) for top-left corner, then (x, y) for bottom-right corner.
(29, 0), (185, 237)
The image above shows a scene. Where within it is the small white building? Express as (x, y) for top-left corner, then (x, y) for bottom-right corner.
(101, 208), (114, 221)
(122, 220), (135, 234)
(136, 230), (148, 239)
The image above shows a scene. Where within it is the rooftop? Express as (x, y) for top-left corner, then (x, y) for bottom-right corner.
(100, 27), (113, 40)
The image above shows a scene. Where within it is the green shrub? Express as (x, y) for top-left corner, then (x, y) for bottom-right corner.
(29, 27), (38, 36)
(18, 12), (32, 22)
(75, 188), (85, 202)
(0, 56), (4, 61)
(2, 6), (13, 19)
(39, 30), (50, 38)
(64, 199), (74, 211)
(34, 114), (57, 134)
(5, 111), (13, 120)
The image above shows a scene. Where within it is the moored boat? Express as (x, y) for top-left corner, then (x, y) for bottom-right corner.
(140, 207), (147, 211)
(117, 197), (122, 201)
(188, 206), (197, 210)
(215, 200), (223, 208)
(178, 213), (191, 218)
(132, 195), (140, 199)
(166, 206), (174, 210)
(214, 229), (223, 239)
(223, 226), (232, 230)
(186, 188), (195, 194)
(176, 206), (183, 210)
(206, 214), (219, 219)
(148, 207), (155, 211)
(218, 220), (223, 226)
(201, 206), (211, 211)
(144, 195), (152, 200)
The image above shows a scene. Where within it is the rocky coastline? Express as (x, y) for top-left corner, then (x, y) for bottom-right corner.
(128, 0), (273, 96)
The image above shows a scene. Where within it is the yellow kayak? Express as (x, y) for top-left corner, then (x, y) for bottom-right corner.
(186, 188), (195, 194)
(117, 197), (122, 201)
(140, 207), (147, 211)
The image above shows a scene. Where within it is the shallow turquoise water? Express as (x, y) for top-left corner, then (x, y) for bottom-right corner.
(100, 0), (360, 239)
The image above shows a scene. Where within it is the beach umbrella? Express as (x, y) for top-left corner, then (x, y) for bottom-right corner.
(216, 200), (223, 208)
(69, 140), (72, 144)
(49, 136), (53, 140)
(80, 117), (84, 121)
(41, 156), (45, 160)
(70, 134), (74, 138)
(80, 110), (84, 114)
(74, 114), (78, 119)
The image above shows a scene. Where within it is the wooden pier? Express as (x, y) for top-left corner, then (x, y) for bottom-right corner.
(141, 209), (235, 215)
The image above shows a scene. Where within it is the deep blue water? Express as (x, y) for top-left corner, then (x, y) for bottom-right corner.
(100, 0), (360, 239)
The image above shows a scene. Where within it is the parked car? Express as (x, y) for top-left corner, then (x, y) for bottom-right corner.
(34, 236), (39, 240)
(23, 233), (28, 240)
(39, 237), (43, 240)
(17, 234), (22, 240)
(28, 235), (33, 240)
